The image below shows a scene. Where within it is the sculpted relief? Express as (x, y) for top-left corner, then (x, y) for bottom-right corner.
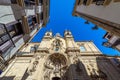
(44, 53), (67, 80)
(51, 38), (65, 52)
(87, 62), (107, 80)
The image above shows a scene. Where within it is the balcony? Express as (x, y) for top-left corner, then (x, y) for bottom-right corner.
(102, 42), (112, 48)
(35, 0), (43, 6)
(24, 0), (36, 7)
(0, 35), (23, 54)
(11, 0), (43, 6)
(93, 0), (112, 6)
(95, 0), (105, 5)
(83, 0), (93, 6)
(77, 0), (84, 5)
(11, 0), (17, 4)
(40, 12), (43, 20)
(103, 0), (112, 6)
(0, 23), (24, 59)
(25, 7), (35, 17)
(28, 16), (38, 32)
(39, 0), (43, 5)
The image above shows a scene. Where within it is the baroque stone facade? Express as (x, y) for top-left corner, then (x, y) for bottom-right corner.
(0, 31), (120, 80)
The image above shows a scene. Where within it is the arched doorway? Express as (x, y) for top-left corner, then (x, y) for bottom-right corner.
(44, 53), (67, 80)
(52, 77), (61, 80)
(49, 53), (67, 66)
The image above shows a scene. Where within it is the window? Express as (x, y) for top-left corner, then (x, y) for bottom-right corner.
(67, 32), (70, 35)
(40, 12), (43, 20)
(55, 47), (59, 51)
(0, 39), (2, 45)
(0, 23), (23, 53)
(1, 34), (10, 42)
(28, 16), (37, 32)
(83, 0), (87, 5)
(0, 26), (6, 35)
(0, 70), (2, 75)
(24, 0), (36, 6)
(107, 35), (112, 39)
(80, 46), (86, 52)
(11, 0), (17, 4)
(10, 31), (16, 37)
(95, 0), (105, 5)
(47, 33), (50, 36)
(78, 0), (81, 5)
(7, 25), (15, 31)
(30, 47), (35, 52)
(39, 0), (43, 4)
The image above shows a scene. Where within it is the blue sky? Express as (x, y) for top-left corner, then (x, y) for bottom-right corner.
(32, 0), (120, 56)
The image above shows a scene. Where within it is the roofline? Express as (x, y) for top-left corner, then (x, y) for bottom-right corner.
(76, 40), (93, 42)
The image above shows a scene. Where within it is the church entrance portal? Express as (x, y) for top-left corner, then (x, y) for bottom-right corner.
(52, 77), (61, 80)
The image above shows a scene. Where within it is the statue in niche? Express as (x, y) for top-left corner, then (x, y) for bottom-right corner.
(52, 39), (63, 52)
(44, 70), (51, 80)
(27, 56), (39, 75)
(33, 61), (39, 69)
(44, 60), (54, 70)
(44, 60), (53, 80)
(54, 64), (60, 73)
(28, 60), (39, 75)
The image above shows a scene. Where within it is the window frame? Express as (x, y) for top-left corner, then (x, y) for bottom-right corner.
(80, 46), (86, 52)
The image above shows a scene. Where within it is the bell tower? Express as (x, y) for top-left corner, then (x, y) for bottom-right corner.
(43, 31), (53, 39)
(64, 30), (73, 38)
(64, 30), (78, 48)
(39, 31), (53, 49)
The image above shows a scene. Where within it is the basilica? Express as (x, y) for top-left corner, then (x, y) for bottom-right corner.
(0, 31), (120, 80)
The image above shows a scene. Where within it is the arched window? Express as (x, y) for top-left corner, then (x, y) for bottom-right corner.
(47, 33), (50, 36)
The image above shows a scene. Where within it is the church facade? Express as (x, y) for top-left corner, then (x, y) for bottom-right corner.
(0, 31), (120, 80)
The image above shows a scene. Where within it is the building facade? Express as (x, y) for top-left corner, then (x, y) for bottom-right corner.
(73, 0), (120, 37)
(103, 32), (120, 52)
(0, 55), (5, 73)
(0, 31), (120, 80)
(0, 0), (50, 61)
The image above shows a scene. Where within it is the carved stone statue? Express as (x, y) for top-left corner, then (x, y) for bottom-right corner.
(52, 39), (63, 52)
(44, 70), (51, 80)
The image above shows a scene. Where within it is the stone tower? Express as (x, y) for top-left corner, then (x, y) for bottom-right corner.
(0, 31), (120, 80)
